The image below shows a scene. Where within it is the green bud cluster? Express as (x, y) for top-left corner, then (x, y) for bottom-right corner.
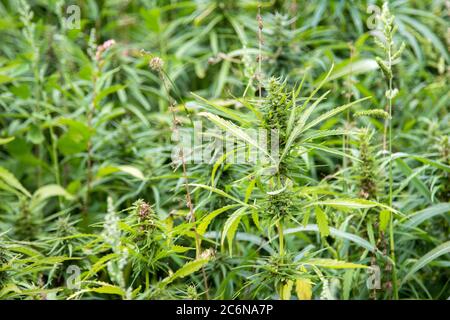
(261, 78), (290, 148)
(356, 129), (379, 200)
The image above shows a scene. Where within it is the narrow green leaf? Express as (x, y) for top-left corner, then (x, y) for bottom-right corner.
(94, 84), (126, 106)
(305, 258), (368, 269)
(402, 241), (450, 285)
(0, 166), (31, 197)
(402, 203), (450, 229)
(0, 137), (14, 145)
(164, 258), (210, 284)
(31, 184), (74, 207)
(315, 206), (329, 237)
(379, 210), (391, 232)
(197, 204), (240, 235)
(221, 207), (247, 255)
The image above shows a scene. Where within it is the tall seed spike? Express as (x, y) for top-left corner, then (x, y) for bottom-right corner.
(392, 42), (406, 60)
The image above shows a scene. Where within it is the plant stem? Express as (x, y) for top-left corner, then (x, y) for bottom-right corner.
(84, 63), (98, 225)
(277, 221), (284, 257)
(31, 42), (42, 187)
(343, 42), (354, 193)
(158, 68), (209, 299)
(257, 4), (263, 98)
(49, 111), (62, 209)
(387, 50), (398, 299)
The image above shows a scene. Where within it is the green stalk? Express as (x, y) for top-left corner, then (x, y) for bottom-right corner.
(342, 43), (354, 193)
(277, 221), (284, 257)
(50, 125), (62, 209)
(31, 43), (42, 187)
(387, 42), (398, 298)
(374, 4), (403, 297)
(157, 64), (209, 299)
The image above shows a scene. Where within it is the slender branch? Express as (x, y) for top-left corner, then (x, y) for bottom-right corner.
(153, 59), (209, 299)
(257, 4), (263, 98)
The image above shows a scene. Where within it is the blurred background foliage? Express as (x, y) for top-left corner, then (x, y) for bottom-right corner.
(0, 0), (448, 300)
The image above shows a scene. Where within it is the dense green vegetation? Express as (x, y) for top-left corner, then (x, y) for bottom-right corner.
(0, 0), (449, 300)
